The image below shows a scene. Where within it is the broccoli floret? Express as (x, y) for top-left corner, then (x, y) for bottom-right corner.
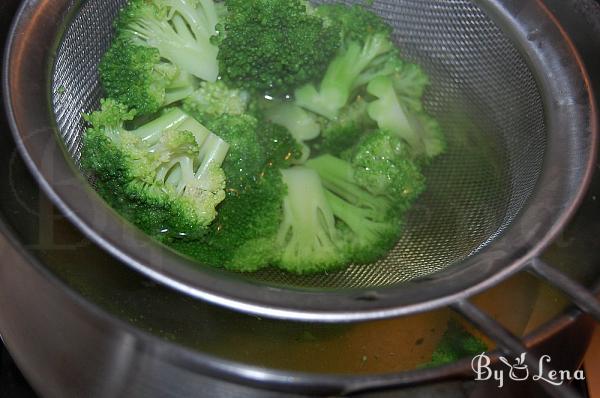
(390, 63), (430, 112)
(277, 167), (349, 273)
(172, 167), (286, 271)
(99, 37), (198, 115)
(277, 159), (403, 273)
(217, 0), (341, 95)
(349, 130), (426, 209)
(182, 80), (250, 124)
(81, 99), (229, 241)
(316, 4), (392, 45)
(204, 114), (266, 190)
(306, 155), (402, 263)
(367, 75), (445, 160)
(352, 53), (404, 92)
(249, 99), (307, 166)
(426, 320), (488, 367)
(317, 96), (374, 156)
(116, 0), (220, 82)
(261, 100), (321, 142)
(258, 122), (305, 168)
(294, 5), (395, 119)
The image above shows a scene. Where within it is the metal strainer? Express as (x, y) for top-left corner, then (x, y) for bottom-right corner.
(4, 0), (597, 322)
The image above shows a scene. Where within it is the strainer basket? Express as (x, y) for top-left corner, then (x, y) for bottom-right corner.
(3, 0), (598, 323)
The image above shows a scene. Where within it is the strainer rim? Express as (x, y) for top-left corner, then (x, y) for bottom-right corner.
(3, 0), (597, 322)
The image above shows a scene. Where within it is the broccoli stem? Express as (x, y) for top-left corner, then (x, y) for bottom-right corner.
(197, 0), (218, 34)
(263, 102), (321, 141)
(295, 34), (393, 119)
(195, 134), (229, 189)
(366, 75), (422, 153)
(324, 190), (386, 243)
(307, 155), (391, 214)
(164, 70), (197, 105)
(277, 167), (340, 270)
(131, 108), (190, 143)
(127, 7), (218, 82)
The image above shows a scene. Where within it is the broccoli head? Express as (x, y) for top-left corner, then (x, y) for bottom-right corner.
(317, 96), (375, 156)
(116, 0), (220, 82)
(294, 5), (395, 119)
(306, 155), (402, 264)
(172, 167), (286, 271)
(276, 155), (406, 273)
(82, 99), (229, 241)
(316, 3), (392, 45)
(100, 37), (197, 115)
(204, 114), (266, 190)
(182, 80), (250, 124)
(277, 166), (349, 273)
(367, 75), (445, 160)
(217, 0), (341, 95)
(259, 122), (305, 168)
(349, 130), (426, 209)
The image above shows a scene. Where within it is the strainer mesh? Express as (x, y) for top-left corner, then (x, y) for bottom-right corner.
(51, 0), (546, 290)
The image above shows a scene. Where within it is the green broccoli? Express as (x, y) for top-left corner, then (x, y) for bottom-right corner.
(277, 166), (349, 273)
(306, 155), (402, 263)
(81, 99), (229, 241)
(204, 114), (266, 190)
(99, 37), (198, 115)
(426, 320), (488, 367)
(253, 99), (321, 163)
(81, 0), (446, 275)
(367, 75), (445, 160)
(116, 0), (220, 83)
(182, 80), (250, 124)
(349, 130), (426, 209)
(277, 158), (403, 273)
(258, 122), (305, 168)
(294, 5), (395, 119)
(316, 3), (392, 45)
(217, 0), (341, 95)
(172, 167), (286, 271)
(261, 100), (321, 143)
(389, 63), (430, 112)
(317, 96), (374, 156)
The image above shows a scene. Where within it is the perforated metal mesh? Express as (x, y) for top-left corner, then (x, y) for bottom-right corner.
(51, 0), (546, 290)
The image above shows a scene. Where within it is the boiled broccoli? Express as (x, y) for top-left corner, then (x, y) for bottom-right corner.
(217, 0), (341, 95)
(182, 80), (250, 124)
(294, 5), (395, 119)
(348, 130), (426, 209)
(261, 100), (321, 143)
(258, 122), (305, 168)
(306, 155), (403, 263)
(316, 3), (392, 45)
(100, 37), (198, 115)
(81, 0), (445, 275)
(317, 96), (374, 156)
(367, 75), (445, 160)
(81, 99), (229, 241)
(172, 165), (287, 271)
(253, 99), (320, 163)
(204, 114), (266, 190)
(277, 166), (349, 273)
(277, 158), (404, 273)
(171, 115), (299, 271)
(116, 0), (220, 83)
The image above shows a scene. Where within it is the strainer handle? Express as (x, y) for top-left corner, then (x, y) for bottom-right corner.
(527, 258), (600, 322)
(451, 300), (583, 398)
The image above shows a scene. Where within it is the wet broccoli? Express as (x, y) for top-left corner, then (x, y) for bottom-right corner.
(82, 99), (229, 241)
(217, 0), (341, 95)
